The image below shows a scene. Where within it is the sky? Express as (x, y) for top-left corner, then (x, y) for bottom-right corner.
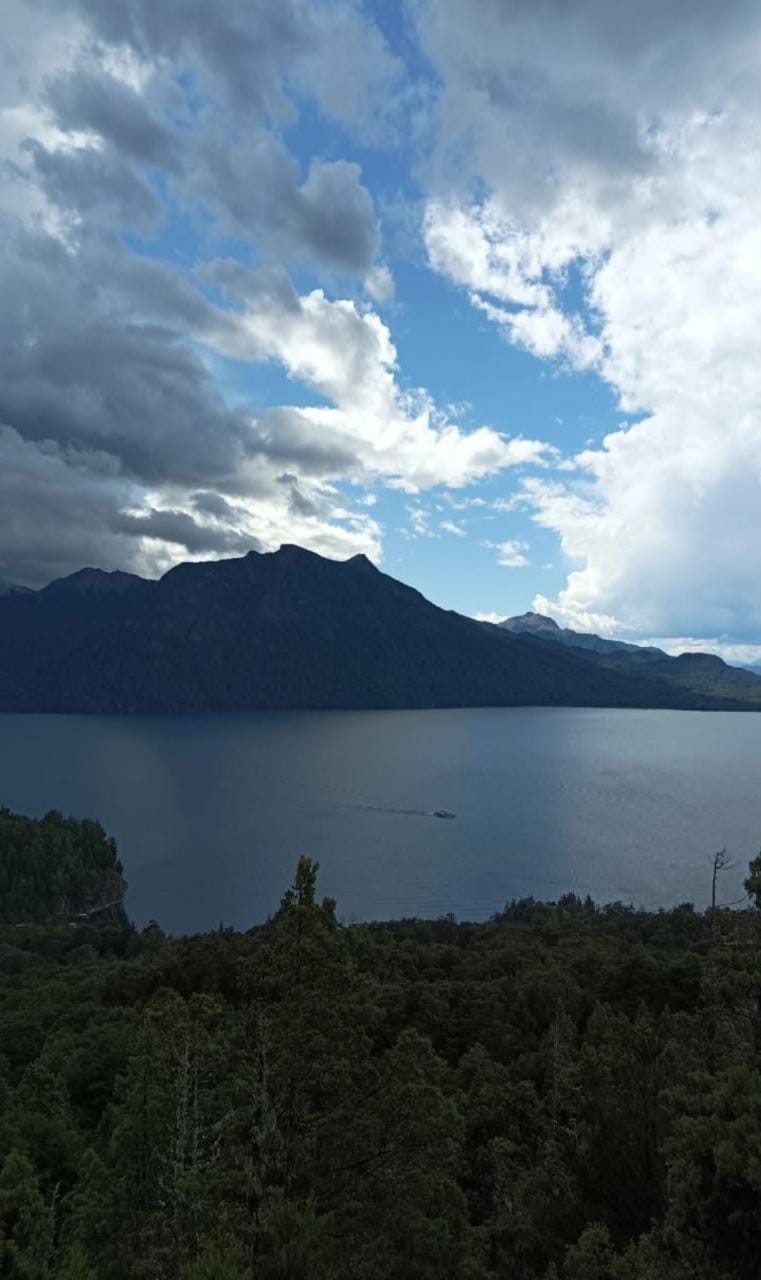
(2, 0), (761, 663)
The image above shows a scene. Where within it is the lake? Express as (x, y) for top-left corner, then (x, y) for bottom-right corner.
(1, 706), (759, 932)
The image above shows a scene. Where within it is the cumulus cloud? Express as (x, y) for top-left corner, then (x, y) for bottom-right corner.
(417, 0), (761, 641)
(0, 0), (565, 586)
(205, 262), (552, 492)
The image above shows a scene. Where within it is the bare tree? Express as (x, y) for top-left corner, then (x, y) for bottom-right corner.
(711, 848), (737, 913)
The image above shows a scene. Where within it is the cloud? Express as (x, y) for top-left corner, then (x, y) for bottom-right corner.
(365, 264), (395, 303)
(0, 0), (561, 588)
(485, 538), (530, 568)
(23, 136), (163, 233)
(206, 263), (552, 492)
(440, 519), (466, 537)
(190, 142), (381, 275)
(113, 508), (258, 556)
(64, 0), (403, 130)
(44, 67), (181, 171)
(3, 0), (390, 278)
(0, 425), (141, 587)
(640, 638), (761, 670)
(407, 506), (433, 537)
(417, 0), (761, 641)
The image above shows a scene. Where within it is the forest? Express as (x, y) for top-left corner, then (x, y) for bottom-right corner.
(0, 808), (127, 926)
(1, 815), (761, 1278)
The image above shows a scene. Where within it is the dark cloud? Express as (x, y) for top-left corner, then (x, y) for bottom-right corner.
(297, 160), (381, 274)
(45, 69), (182, 171)
(249, 408), (363, 477)
(23, 138), (162, 231)
(114, 508), (259, 555)
(191, 491), (239, 519)
(192, 139), (380, 274)
(0, 223), (249, 485)
(0, 426), (140, 587)
(276, 472), (322, 518)
(0, 1), (399, 583)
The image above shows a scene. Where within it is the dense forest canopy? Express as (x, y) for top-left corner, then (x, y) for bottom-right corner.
(1, 822), (761, 1278)
(0, 807), (126, 924)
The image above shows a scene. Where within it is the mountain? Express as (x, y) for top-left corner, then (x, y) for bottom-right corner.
(1, 547), (761, 713)
(499, 611), (761, 708)
(500, 611), (659, 656)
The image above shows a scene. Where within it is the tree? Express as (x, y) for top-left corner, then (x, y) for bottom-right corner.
(563, 1224), (616, 1280)
(0, 1149), (54, 1278)
(710, 848), (736, 913)
(663, 1064), (761, 1279)
(743, 850), (761, 910)
(53, 1242), (98, 1280)
(179, 1238), (249, 1280)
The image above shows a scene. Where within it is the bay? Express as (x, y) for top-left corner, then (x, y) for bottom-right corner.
(1, 706), (759, 932)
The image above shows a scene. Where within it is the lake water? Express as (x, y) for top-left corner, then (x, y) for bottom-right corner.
(1, 707), (759, 933)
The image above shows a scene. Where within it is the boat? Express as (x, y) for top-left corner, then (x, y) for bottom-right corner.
(433, 810), (456, 819)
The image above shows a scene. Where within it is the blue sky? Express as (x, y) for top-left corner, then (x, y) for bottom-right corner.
(3, 0), (761, 662)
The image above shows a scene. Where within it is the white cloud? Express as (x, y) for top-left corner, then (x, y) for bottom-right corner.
(473, 611), (504, 624)
(365, 263), (395, 303)
(207, 268), (554, 494)
(407, 505), (434, 537)
(486, 538), (530, 568)
(440, 519), (466, 537)
(642, 638), (761, 670)
(417, 0), (761, 642)
(0, 1), (564, 586)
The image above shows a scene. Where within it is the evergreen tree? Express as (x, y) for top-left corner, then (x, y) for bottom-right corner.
(0, 1149), (54, 1278)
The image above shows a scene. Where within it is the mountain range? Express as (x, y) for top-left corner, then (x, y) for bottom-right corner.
(499, 610), (761, 707)
(1, 547), (760, 713)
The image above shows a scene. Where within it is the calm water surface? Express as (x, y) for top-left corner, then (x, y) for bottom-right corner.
(1, 707), (759, 932)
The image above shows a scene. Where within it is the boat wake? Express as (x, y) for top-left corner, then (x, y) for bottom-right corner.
(335, 801), (455, 820)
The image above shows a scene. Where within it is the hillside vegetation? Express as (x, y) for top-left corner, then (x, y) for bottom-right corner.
(0, 807), (126, 924)
(1, 842), (761, 1278)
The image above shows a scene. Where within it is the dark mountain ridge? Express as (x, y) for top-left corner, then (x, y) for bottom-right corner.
(1, 547), (760, 713)
(500, 610), (761, 708)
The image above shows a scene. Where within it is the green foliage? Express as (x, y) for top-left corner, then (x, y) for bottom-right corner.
(0, 1148), (54, 1277)
(2, 851), (761, 1276)
(0, 807), (126, 923)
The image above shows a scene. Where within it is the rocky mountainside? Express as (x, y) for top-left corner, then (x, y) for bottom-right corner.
(1, 547), (760, 712)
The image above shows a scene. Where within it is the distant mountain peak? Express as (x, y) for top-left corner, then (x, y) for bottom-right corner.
(42, 567), (147, 597)
(0, 580), (34, 598)
(514, 611), (560, 630)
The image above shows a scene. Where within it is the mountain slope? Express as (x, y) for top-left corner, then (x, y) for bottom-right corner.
(500, 611), (660, 657)
(500, 611), (761, 709)
(1, 548), (760, 713)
